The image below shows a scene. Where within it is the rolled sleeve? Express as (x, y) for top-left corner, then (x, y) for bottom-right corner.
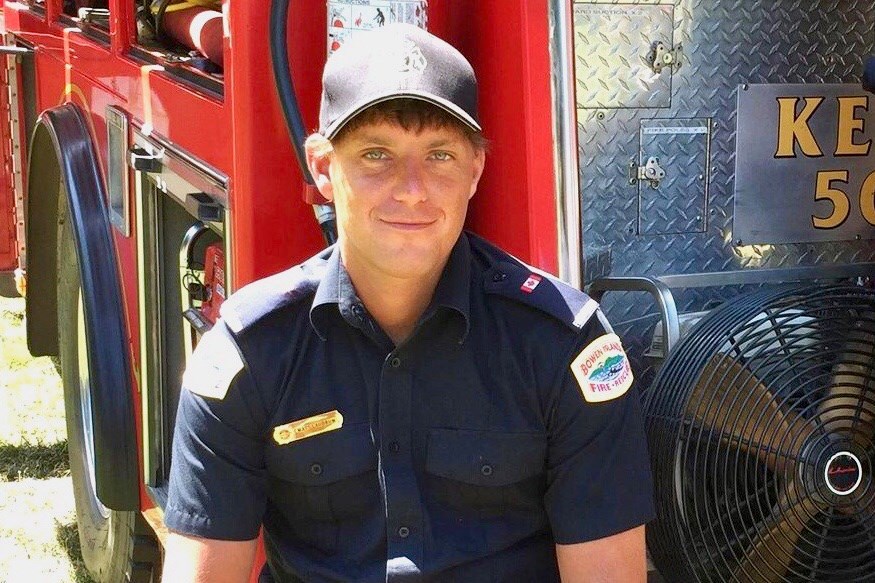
(544, 322), (655, 544)
(164, 322), (268, 541)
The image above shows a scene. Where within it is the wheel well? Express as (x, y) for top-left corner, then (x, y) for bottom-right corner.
(29, 103), (139, 511)
(24, 122), (62, 356)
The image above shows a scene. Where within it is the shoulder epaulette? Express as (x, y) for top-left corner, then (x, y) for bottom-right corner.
(220, 247), (332, 334)
(468, 233), (599, 331)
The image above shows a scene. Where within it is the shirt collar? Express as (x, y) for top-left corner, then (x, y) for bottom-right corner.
(309, 234), (472, 343)
(309, 246), (355, 340)
(423, 233), (471, 343)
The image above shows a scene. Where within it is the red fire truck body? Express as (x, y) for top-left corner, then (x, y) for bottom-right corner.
(4, 1), (875, 582)
(0, 1), (570, 580)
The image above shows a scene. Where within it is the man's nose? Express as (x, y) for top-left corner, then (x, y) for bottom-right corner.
(395, 160), (427, 202)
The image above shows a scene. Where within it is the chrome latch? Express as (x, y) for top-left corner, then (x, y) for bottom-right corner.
(629, 157), (666, 189)
(644, 41), (683, 74)
(78, 8), (111, 23)
(129, 146), (163, 173)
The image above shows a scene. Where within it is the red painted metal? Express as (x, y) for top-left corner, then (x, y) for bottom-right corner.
(0, 49), (17, 271)
(1, 0), (564, 577)
(201, 242), (225, 323)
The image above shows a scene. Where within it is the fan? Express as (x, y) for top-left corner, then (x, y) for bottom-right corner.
(645, 284), (875, 583)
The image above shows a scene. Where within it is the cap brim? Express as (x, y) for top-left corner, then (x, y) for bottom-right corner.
(323, 90), (481, 139)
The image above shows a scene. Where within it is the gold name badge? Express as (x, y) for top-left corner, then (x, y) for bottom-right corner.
(273, 410), (344, 445)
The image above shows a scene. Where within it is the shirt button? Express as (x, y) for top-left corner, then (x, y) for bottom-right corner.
(310, 463), (323, 476)
(389, 356), (402, 368)
(480, 464), (493, 476)
(388, 441), (400, 453)
(397, 526), (410, 538)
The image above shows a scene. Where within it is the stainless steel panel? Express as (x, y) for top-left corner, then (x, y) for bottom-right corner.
(735, 83), (875, 244)
(573, 3), (674, 109)
(577, 0), (875, 314)
(638, 118), (709, 235)
(574, 0), (875, 386)
(107, 106), (130, 237)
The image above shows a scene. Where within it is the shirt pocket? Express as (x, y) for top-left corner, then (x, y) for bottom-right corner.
(265, 422), (378, 521)
(425, 428), (547, 515)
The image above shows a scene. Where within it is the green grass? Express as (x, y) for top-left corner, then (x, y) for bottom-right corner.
(0, 295), (94, 582)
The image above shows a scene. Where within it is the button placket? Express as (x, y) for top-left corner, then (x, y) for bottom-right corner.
(379, 350), (423, 571)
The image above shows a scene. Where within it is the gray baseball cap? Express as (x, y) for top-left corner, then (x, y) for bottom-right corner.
(319, 23), (481, 139)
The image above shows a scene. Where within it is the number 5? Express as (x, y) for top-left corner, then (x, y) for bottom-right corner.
(812, 170), (850, 229)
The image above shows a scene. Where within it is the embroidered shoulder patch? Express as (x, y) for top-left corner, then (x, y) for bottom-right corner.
(181, 329), (245, 400)
(570, 333), (634, 402)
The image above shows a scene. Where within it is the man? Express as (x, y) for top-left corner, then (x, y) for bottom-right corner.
(163, 23), (654, 582)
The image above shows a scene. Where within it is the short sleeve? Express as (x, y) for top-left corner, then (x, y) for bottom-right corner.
(543, 312), (655, 543)
(164, 321), (268, 541)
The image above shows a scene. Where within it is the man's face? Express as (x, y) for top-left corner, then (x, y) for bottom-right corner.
(314, 120), (485, 281)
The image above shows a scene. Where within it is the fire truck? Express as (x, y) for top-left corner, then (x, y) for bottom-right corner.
(1, 1), (874, 582)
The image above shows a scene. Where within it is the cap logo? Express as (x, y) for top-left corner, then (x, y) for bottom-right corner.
(398, 41), (427, 73)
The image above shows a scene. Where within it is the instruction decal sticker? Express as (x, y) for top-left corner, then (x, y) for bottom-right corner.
(273, 410), (344, 445)
(570, 333), (634, 402)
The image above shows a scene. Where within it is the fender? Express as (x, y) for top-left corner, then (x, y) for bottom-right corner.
(26, 103), (138, 511)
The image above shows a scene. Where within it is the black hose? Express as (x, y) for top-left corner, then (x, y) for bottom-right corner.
(269, 0), (337, 247)
(268, 0), (313, 184)
(154, 0), (173, 45)
(864, 56), (875, 95)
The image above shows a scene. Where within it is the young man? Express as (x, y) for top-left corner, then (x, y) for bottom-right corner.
(163, 23), (654, 582)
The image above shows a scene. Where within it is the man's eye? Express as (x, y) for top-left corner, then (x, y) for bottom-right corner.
(430, 151), (454, 161)
(363, 150), (387, 160)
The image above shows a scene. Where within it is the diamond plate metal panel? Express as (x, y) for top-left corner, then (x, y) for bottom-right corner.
(574, 0), (875, 387)
(638, 118), (709, 235)
(573, 3), (674, 108)
(574, 0), (875, 381)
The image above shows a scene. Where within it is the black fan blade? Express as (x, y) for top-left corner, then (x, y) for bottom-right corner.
(688, 357), (810, 473)
(730, 479), (824, 583)
(818, 326), (875, 445)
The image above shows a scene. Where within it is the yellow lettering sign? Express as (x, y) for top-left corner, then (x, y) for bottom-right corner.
(835, 96), (871, 156)
(860, 171), (875, 226)
(775, 96), (824, 158)
(812, 170), (850, 229)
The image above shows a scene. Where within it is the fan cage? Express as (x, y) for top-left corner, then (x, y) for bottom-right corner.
(645, 284), (875, 583)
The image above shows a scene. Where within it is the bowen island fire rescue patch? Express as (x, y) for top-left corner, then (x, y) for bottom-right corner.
(570, 333), (634, 402)
(273, 410), (344, 445)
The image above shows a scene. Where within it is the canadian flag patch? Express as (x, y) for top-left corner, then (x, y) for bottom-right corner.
(520, 274), (542, 293)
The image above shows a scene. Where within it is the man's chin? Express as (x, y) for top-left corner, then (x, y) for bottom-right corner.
(375, 247), (449, 279)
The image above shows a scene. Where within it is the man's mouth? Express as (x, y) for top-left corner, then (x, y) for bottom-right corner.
(381, 219), (436, 230)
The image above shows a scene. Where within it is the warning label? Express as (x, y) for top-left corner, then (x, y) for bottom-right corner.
(327, 1), (428, 54)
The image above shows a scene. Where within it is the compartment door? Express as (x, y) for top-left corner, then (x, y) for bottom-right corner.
(0, 51), (21, 272)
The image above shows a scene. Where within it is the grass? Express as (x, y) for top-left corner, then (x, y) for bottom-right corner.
(0, 295), (95, 583)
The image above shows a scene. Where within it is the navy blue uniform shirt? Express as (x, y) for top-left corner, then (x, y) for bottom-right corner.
(165, 233), (654, 582)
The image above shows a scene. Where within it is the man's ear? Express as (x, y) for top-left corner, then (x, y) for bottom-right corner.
(305, 134), (335, 203)
(468, 148), (486, 199)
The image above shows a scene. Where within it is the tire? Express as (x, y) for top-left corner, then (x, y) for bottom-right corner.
(56, 186), (159, 583)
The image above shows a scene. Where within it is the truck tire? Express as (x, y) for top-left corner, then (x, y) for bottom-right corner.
(57, 188), (158, 583)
